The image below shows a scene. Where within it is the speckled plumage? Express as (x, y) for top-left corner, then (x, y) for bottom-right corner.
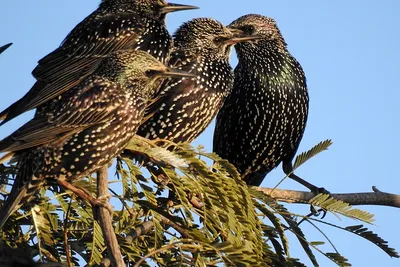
(0, 50), (192, 229)
(137, 18), (260, 143)
(214, 14), (310, 187)
(0, 0), (197, 125)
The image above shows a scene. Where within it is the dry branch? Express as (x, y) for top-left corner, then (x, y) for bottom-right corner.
(256, 186), (400, 208)
(96, 166), (125, 267)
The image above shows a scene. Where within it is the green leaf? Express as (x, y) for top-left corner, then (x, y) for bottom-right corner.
(309, 194), (374, 223)
(293, 139), (333, 169)
(31, 205), (55, 261)
(345, 225), (399, 258)
(88, 220), (106, 265)
(326, 252), (351, 267)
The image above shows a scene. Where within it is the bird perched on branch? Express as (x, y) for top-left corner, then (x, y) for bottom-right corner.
(0, 0), (197, 125)
(137, 18), (262, 143)
(0, 50), (194, 229)
(0, 43), (12, 55)
(214, 14), (321, 192)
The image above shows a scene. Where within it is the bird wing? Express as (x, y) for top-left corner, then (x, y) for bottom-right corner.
(33, 12), (147, 80)
(139, 77), (197, 138)
(141, 79), (171, 123)
(0, 13), (146, 124)
(141, 51), (196, 123)
(0, 81), (122, 153)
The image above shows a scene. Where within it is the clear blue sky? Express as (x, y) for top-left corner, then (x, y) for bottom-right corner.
(1, 0), (399, 266)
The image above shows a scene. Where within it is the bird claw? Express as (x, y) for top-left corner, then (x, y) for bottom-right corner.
(313, 187), (330, 195)
(309, 205), (327, 219)
(309, 187), (329, 219)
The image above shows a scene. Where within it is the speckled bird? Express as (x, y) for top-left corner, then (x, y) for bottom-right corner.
(214, 14), (318, 191)
(0, 50), (193, 229)
(0, 43), (12, 55)
(137, 18), (261, 143)
(0, 0), (197, 125)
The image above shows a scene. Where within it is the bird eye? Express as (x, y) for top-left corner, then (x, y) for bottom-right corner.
(244, 25), (256, 34)
(214, 37), (224, 44)
(145, 69), (158, 77)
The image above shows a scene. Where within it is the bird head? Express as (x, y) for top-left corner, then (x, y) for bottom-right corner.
(229, 14), (287, 50)
(101, 50), (195, 98)
(173, 18), (263, 59)
(100, 0), (198, 21)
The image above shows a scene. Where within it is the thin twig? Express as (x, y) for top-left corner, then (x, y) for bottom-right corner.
(160, 216), (191, 238)
(189, 196), (203, 209)
(256, 186), (400, 208)
(96, 166), (125, 267)
(133, 243), (175, 267)
(63, 199), (73, 267)
(125, 215), (191, 243)
(125, 221), (155, 243)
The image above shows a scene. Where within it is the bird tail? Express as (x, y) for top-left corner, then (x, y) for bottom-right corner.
(0, 173), (43, 229)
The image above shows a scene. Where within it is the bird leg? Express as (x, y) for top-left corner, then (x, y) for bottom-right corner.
(57, 178), (113, 214)
(282, 161), (329, 217)
(282, 161), (328, 194)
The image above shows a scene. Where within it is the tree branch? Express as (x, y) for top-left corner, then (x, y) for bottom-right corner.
(125, 216), (191, 243)
(255, 186), (400, 208)
(125, 221), (155, 243)
(96, 166), (125, 267)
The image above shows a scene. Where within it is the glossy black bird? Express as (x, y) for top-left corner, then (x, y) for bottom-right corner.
(0, 43), (12, 55)
(137, 18), (261, 143)
(0, 0), (197, 125)
(0, 50), (193, 229)
(214, 14), (318, 191)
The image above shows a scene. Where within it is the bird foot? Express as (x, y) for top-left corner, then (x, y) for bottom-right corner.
(311, 186), (330, 195)
(309, 186), (330, 219)
(298, 206), (328, 226)
(309, 205), (327, 219)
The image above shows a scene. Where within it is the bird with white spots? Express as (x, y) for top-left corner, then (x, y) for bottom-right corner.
(137, 17), (262, 143)
(0, 50), (194, 229)
(0, 0), (197, 125)
(214, 14), (321, 192)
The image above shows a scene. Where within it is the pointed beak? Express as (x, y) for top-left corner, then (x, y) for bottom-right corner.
(0, 43), (12, 55)
(225, 28), (263, 45)
(160, 3), (199, 14)
(158, 67), (197, 78)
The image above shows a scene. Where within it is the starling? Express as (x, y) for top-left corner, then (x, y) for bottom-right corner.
(0, 43), (12, 55)
(0, 0), (197, 125)
(213, 14), (320, 191)
(0, 50), (193, 229)
(137, 18), (261, 143)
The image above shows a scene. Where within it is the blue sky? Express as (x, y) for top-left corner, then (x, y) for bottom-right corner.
(1, 0), (399, 266)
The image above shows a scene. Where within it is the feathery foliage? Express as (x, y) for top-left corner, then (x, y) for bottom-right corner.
(0, 138), (398, 266)
(309, 194), (374, 223)
(293, 139), (333, 170)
